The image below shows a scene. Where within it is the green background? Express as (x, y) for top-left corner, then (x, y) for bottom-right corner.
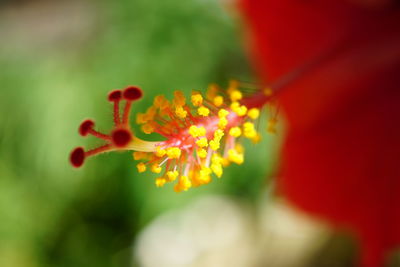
(0, 0), (279, 266)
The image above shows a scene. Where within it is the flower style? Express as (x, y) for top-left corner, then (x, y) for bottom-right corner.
(70, 82), (277, 192)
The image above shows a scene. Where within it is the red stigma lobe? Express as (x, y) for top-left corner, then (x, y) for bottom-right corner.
(108, 90), (122, 102)
(70, 147), (85, 168)
(111, 128), (132, 147)
(69, 86), (148, 167)
(121, 86), (143, 125)
(123, 86), (143, 101)
(79, 119), (95, 136)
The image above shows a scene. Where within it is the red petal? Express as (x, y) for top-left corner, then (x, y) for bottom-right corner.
(240, 0), (400, 266)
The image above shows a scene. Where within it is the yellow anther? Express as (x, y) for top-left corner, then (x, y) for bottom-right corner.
(229, 127), (242, 137)
(227, 79), (239, 94)
(211, 163), (223, 178)
(133, 151), (147, 160)
(244, 130), (257, 139)
(155, 177), (167, 187)
(166, 147), (181, 159)
(267, 118), (277, 134)
(218, 108), (229, 118)
(197, 148), (208, 158)
(137, 111), (155, 125)
(209, 139), (220, 151)
(243, 122), (255, 130)
(198, 174), (211, 185)
(153, 95), (169, 109)
(218, 117), (228, 129)
(230, 102), (239, 110)
(142, 123), (154, 134)
(189, 171), (200, 187)
(206, 83), (219, 99)
(235, 143), (245, 153)
(151, 163), (162, 173)
(230, 90), (242, 102)
(136, 113), (147, 124)
(221, 157), (230, 167)
(251, 133), (262, 144)
(228, 149), (244, 165)
(173, 184), (181, 193)
(173, 91), (186, 106)
(145, 106), (157, 120)
(175, 105), (187, 119)
(231, 102), (247, 116)
(197, 106), (210, 116)
(196, 137), (208, 148)
(188, 125), (206, 138)
(166, 170), (179, 182)
(198, 126), (206, 136)
(237, 106), (248, 116)
(181, 175), (192, 187)
(247, 108), (260, 120)
(200, 167), (211, 177)
(213, 96), (224, 107)
(211, 153), (223, 164)
(193, 167), (212, 186)
(155, 146), (166, 157)
(213, 129), (224, 140)
(189, 125), (199, 137)
(191, 93), (203, 107)
(174, 176), (192, 192)
(136, 162), (147, 173)
(243, 122), (257, 138)
(263, 87), (273, 96)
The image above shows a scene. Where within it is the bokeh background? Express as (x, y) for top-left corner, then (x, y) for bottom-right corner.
(0, 0), (365, 266)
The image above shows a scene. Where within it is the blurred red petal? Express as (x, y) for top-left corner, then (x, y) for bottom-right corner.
(240, 0), (400, 266)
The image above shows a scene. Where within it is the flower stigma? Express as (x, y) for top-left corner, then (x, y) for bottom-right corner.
(70, 81), (278, 192)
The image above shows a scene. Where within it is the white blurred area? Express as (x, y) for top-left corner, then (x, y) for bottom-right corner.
(133, 194), (331, 267)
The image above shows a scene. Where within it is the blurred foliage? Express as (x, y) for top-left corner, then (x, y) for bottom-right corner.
(0, 0), (279, 266)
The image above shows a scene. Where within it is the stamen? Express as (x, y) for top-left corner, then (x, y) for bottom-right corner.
(229, 127), (242, 137)
(191, 93), (203, 107)
(213, 96), (224, 107)
(166, 170), (179, 181)
(137, 162), (146, 173)
(155, 177), (167, 187)
(151, 163), (162, 173)
(159, 157), (169, 166)
(155, 147), (166, 157)
(70, 81), (278, 192)
(247, 108), (260, 120)
(197, 148), (207, 158)
(197, 106), (210, 116)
